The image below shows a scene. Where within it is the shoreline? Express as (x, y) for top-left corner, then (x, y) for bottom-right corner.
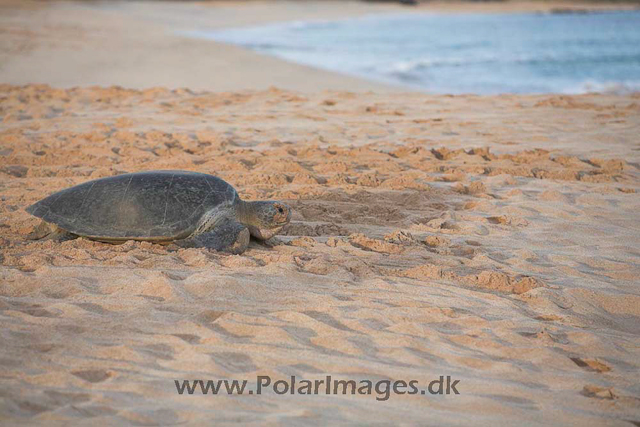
(187, 9), (640, 95)
(1, 0), (639, 92)
(194, 0), (640, 15)
(0, 0), (403, 92)
(410, 0), (640, 14)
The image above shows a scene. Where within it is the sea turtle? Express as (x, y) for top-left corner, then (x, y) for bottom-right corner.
(25, 170), (291, 254)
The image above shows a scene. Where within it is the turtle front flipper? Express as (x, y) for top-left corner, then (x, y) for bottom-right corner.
(177, 219), (250, 255)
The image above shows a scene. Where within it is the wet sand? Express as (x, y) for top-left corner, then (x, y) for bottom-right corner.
(1, 0), (638, 92)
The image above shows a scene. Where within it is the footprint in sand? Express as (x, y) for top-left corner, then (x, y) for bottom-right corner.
(570, 357), (611, 373)
(71, 369), (113, 383)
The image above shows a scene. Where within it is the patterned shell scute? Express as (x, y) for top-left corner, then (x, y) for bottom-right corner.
(26, 171), (237, 240)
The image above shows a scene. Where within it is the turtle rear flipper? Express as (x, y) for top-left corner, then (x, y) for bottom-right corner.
(27, 221), (77, 242)
(177, 219), (249, 255)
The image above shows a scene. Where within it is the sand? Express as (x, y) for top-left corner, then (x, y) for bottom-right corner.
(1, 1), (640, 426)
(0, 0), (401, 92)
(1, 0), (639, 92)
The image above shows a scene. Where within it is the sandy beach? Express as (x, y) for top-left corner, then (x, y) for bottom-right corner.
(1, 1), (640, 426)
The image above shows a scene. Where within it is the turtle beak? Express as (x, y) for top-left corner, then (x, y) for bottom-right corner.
(246, 203), (291, 241)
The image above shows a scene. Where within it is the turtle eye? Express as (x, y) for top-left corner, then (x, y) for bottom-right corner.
(277, 207), (284, 214)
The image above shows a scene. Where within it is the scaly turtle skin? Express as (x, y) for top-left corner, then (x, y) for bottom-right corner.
(26, 171), (291, 254)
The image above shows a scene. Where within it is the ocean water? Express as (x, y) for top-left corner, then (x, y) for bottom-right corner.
(187, 11), (640, 94)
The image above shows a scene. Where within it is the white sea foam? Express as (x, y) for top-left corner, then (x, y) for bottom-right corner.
(184, 11), (640, 94)
(565, 80), (640, 94)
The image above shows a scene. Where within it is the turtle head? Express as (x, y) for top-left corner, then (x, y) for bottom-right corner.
(238, 200), (291, 240)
